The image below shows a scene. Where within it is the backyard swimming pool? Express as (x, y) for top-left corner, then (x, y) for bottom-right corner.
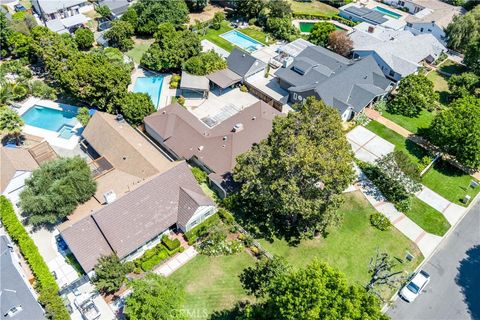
(373, 6), (402, 19)
(133, 76), (164, 108)
(220, 30), (264, 53)
(21, 105), (79, 139)
(299, 22), (348, 33)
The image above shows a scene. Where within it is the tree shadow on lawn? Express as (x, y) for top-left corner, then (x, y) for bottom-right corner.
(404, 139), (429, 162)
(455, 245), (480, 320)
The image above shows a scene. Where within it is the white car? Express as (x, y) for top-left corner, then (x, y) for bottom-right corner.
(399, 270), (430, 302)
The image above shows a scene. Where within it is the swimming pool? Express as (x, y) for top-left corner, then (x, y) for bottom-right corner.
(133, 76), (164, 108)
(21, 105), (79, 139)
(220, 30), (264, 53)
(373, 6), (402, 19)
(299, 22), (348, 33)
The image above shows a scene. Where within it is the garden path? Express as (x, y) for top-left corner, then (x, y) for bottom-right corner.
(154, 247), (198, 277)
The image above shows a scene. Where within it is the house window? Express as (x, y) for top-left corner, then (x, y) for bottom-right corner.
(389, 70), (395, 77)
(398, 1), (405, 6)
(427, 29), (432, 32)
(407, 23), (412, 27)
(298, 95), (303, 101)
(420, 28), (424, 32)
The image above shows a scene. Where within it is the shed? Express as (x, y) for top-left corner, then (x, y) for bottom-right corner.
(180, 71), (210, 98)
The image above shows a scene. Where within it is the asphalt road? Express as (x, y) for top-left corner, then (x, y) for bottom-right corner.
(388, 200), (480, 320)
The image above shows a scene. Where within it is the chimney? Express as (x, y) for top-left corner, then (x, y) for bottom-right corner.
(368, 26), (375, 33)
(198, 145), (204, 151)
(232, 123), (244, 133)
(104, 190), (117, 204)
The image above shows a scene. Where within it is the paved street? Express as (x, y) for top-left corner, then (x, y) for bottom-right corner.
(388, 200), (480, 320)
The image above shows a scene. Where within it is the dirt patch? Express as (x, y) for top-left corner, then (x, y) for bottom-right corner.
(188, 5), (225, 25)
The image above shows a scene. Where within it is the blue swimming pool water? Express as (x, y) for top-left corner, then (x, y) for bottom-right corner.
(21, 105), (78, 139)
(133, 76), (164, 108)
(374, 6), (401, 19)
(220, 30), (264, 53)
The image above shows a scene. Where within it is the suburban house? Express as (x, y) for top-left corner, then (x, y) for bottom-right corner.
(340, 3), (390, 25)
(98, 0), (130, 18)
(275, 45), (392, 121)
(1, 141), (57, 204)
(60, 161), (216, 274)
(381, 0), (463, 43)
(350, 22), (446, 81)
(32, 0), (92, 34)
(144, 100), (282, 197)
(1, 235), (44, 319)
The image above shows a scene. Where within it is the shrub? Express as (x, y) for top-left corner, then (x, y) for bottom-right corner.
(250, 245), (260, 255)
(394, 198), (412, 213)
(191, 166), (207, 184)
(133, 267), (142, 274)
(0, 196), (69, 319)
(30, 80), (56, 99)
(197, 227), (243, 256)
(373, 100), (387, 113)
(369, 212), (391, 231)
(177, 96), (185, 106)
(170, 81), (179, 89)
(76, 107), (90, 126)
(240, 85), (248, 92)
(162, 235), (181, 251)
(421, 155), (433, 167)
(184, 213), (220, 244)
(248, 18), (257, 25)
(179, 246), (185, 253)
(211, 12), (225, 30)
(218, 208), (235, 224)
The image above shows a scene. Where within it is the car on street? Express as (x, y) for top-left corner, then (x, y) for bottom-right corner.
(399, 270), (430, 302)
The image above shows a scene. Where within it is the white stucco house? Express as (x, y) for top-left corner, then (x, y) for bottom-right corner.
(32, 0), (93, 34)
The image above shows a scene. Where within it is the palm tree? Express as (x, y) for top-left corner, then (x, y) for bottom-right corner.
(0, 106), (24, 145)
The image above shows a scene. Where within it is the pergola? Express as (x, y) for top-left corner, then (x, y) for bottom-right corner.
(180, 72), (210, 98)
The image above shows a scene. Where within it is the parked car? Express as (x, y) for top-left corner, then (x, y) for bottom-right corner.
(14, 4), (26, 12)
(399, 270), (430, 302)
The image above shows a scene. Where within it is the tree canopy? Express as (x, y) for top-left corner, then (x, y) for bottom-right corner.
(124, 273), (188, 320)
(19, 156), (96, 226)
(448, 72), (480, 99)
(141, 22), (201, 72)
(184, 50), (227, 76)
(74, 28), (94, 50)
(96, 5), (111, 19)
(428, 95), (480, 169)
(119, 92), (155, 125)
(187, 0), (209, 12)
(133, 0), (189, 35)
(265, 17), (298, 41)
(445, 5), (479, 52)
(235, 0), (266, 20)
(328, 30), (353, 56)
(120, 7), (139, 30)
(0, 106), (24, 144)
(267, 0), (292, 18)
(308, 22), (336, 47)
(104, 20), (134, 52)
(233, 97), (354, 242)
(387, 74), (437, 117)
(0, 11), (11, 58)
(93, 254), (131, 294)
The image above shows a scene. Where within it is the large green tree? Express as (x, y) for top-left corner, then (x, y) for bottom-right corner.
(19, 156), (96, 226)
(387, 74), (437, 117)
(448, 72), (480, 99)
(308, 22), (336, 47)
(265, 17), (298, 41)
(464, 41), (480, 75)
(0, 106), (24, 144)
(233, 97), (354, 242)
(428, 95), (480, 168)
(120, 7), (139, 30)
(0, 11), (11, 58)
(74, 28), (94, 50)
(119, 92), (155, 125)
(184, 50), (226, 76)
(7, 31), (32, 58)
(267, 0), (292, 18)
(187, 0), (209, 12)
(93, 254), (131, 294)
(141, 22), (201, 72)
(124, 273), (188, 320)
(236, 260), (387, 320)
(235, 0), (266, 20)
(445, 5), (480, 52)
(133, 0), (189, 35)
(104, 20), (134, 52)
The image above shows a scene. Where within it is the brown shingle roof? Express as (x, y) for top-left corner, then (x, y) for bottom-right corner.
(144, 101), (281, 186)
(1, 147), (39, 192)
(82, 112), (173, 179)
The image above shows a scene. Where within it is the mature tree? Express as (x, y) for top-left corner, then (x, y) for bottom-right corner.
(233, 97), (354, 242)
(30, 80), (57, 100)
(448, 72), (480, 99)
(19, 156), (96, 226)
(7, 32), (32, 58)
(308, 22), (336, 47)
(445, 5), (479, 51)
(8, 12), (37, 35)
(240, 257), (290, 298)
(211, 12), (225, 30)
(393, 150), (421, 182)
(120, 7), (138, 30)
(328, 30), (353, 56)
(104, 20), (134, 52)
(93, 254), (130, 294)
(184, 50), (227, 75)
(187, 0), (209, 12)
(124, 273), (188, 320)
(58, 50), (131, 112)
(133, 0), (189, 35)
(388, 74), (437, 117)
(74, 28), (94, 50)
(0, 106), (24, 144)
(267, 0), (292, 18)
(366, 250), (405, 301)
(96, 5), (112, 19)
(119, 92), (155, 125)
(464, 41), (480, 74)
(265, 17), (298, 41)
(428, 95), (480, 168)
(237, 260), (387, 320)
(141, 22), (201, 72)
(0, 11), (11, 58)
(76, 107), (91, 126)
(236, 0), (266, 20)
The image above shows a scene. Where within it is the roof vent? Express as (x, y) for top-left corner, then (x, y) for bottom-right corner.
(116, 114), (125, 123)
(104, 190), (117, 204)
(233, 123), (244, 132)
(198, 145), (204, 151)
(367, 25), (375, 33)
(162, 110), (166, 114)
(252, 116), (256, 120)
(242, 53), (246, 57)
(223, 136), (228, 141)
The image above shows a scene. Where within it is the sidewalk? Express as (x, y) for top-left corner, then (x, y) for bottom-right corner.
(154, 247), (198, 277)
(416, 186), (466, 225)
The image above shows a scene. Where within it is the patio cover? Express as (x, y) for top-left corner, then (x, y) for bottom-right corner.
(61, 14), (87, 28)
(45, 19), (67, 34)
(206, 69), (242, 89)
(180, 71), (210, 92)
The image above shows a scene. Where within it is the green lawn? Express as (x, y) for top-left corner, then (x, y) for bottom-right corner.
(240, 27), (274, 45)
(201, 22), (234, 52)
(422, 160), (480, 206)
(289, 0), (339, 16)
(365, 121), (428, 167)
(126, 38), (155, 64)
(439, 59), (468, 76)
(404, 198), (450, 236)
(382, 109), (436, 134)
(170, 252), (255, 319)
(427, 70), (449, 92)
(258, 191), (422, 301)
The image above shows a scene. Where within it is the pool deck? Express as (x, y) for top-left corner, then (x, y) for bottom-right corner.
(16, 97), (82, 150)
(129, 68), (172, 109)
(292, 19), (354, 34)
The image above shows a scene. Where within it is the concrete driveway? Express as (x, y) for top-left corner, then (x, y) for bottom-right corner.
(347, 126), (394, 163)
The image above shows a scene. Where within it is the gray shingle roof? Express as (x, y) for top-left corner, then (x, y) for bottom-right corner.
(37, 0), (86, 14)
(99, 0), (129, 16)
(227, 48), (266, 78)
(180, 71), (210, 91)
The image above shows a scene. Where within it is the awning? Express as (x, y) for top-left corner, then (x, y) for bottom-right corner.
(180, 71), (210, 91)
(45, 19), (67, 33)
(206, 69), (242, 89)
(61, 13), (87, 28)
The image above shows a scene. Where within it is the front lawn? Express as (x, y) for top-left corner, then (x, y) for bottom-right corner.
(404, 198), (450, 236)
(289, 0), (339, 16)
(170, 252), (255, 319)
(426, 70), (449, 92)
(258, 191), (422, 301)
(382, 109), (436, 134)
(201, 22), (234, 52)
(422, 160), (480, 206)
(439, 59), (468, 76)
(126, 38), (155, 64)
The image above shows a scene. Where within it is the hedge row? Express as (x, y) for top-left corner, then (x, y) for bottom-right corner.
(0, 196), (70, 320)
(135, 241), (183, 272)
(292, 12), (358, 27)
(184, 213), (220, 245)
(162, 235), (181, 251)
